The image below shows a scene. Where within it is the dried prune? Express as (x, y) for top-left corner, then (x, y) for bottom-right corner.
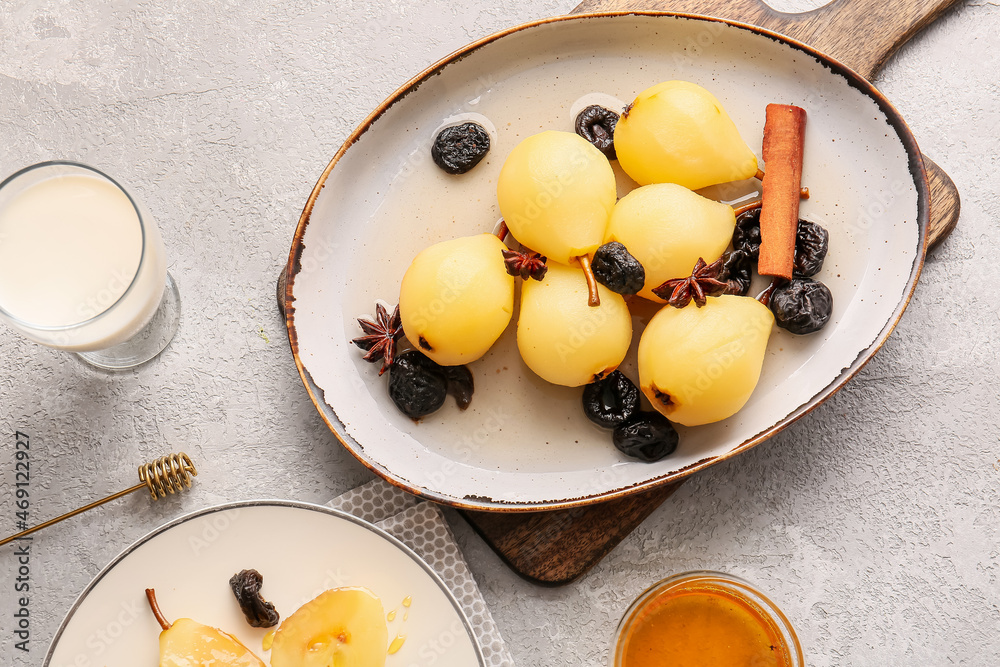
(770, 278), (833, 334)
(793, 220), (829, 277)
(583, 370), (640, 428)
(719, 249), (752, 297)
(431, 122), (490, 174)
(389, 351), (448, 418)
(229, 569), (280, 628)
(442, 364), (474, 410)
(733, 207), (762, 260)
(612, 412), (679, 463)
(388, 351), (474, 418)
(575, 105), (619, 159)
(591, 242), (645, 295)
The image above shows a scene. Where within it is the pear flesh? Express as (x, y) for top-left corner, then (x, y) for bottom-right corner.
(638, 295), (774, 427)
(606, 183), (736, 302)
(270, 587), (388, 667)
(497, 130), (617, 264)
(615, 80), (759, 190)
(399, 233), (514, 366)
(158, 618), (266, 667)
(517, 262), (632, 387)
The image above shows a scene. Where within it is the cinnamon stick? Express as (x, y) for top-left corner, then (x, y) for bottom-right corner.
(757, 104), (807, 281)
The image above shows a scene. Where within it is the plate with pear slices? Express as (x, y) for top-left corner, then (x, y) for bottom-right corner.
(43, 501), (484, 667)
(284, 13), (928, 510)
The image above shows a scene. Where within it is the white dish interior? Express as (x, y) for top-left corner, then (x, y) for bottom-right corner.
(44, 502), (483, 666)
(289, 14), (923, 507)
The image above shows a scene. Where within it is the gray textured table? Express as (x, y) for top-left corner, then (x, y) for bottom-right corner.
(1, 1), (998, 665)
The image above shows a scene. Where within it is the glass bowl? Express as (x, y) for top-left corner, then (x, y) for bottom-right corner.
(610, 570), (804, 667)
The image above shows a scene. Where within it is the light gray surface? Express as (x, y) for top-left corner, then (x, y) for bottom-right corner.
(0, 1), (997, 665)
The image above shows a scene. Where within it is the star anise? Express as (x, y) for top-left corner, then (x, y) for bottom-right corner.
(501, 249), (548, 281)
(652, 257), (728, 308)
(352, 302), (404, 375)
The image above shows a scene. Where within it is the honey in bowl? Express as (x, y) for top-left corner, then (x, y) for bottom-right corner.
(612, 571), (803, 667)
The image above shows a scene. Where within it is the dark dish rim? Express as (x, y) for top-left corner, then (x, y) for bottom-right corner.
(283, 11), (929, 512)
(42, 499), (486, 666)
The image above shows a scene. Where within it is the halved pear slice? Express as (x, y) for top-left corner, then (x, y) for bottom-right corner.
(160, 618), (266, 666)
(270, 587), (388, 667)
(144, 588), (265, 667)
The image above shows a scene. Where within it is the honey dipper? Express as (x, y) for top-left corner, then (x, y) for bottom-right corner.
(0, 453), (196, 547)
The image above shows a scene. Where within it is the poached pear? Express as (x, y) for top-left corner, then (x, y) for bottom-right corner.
(144, 588), (265, 667)
(270, 587), (388, 667)
(638, 295), (773, 426)
(606, 183), (736, 302)
(399, 233), (514, 366)
(497, 130), (616, 265)
(615, 80), (759, 190)
(517, 262), (632, 387)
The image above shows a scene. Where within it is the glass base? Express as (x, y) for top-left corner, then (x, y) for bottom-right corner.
(77, 272), (180, 370)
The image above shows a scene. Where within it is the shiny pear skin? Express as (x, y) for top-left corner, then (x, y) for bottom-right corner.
(399, 233), (514, 366)
(615, 80), (759, 190)
(606, 183), (736, 302)
(517, 262), (632, 387)
(270, 587), (388, 667)
(497, 131), (616, 264)
(638, 295), (774, 426)
(159, 618), (265, 667)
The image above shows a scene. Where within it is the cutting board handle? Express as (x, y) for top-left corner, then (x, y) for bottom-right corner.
(576, 0), (962, 80)
(752, 0), (961, 80)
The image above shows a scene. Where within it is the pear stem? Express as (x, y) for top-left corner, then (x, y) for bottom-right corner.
(494, 220), (508, 242)
(754, 169), (809, 199)
(576, 255), (601, 307)
(732, 201), (762, 217)
(145, 588), (172, 631)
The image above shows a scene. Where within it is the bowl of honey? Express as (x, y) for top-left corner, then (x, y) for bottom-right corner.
(610, 571), (804, 667)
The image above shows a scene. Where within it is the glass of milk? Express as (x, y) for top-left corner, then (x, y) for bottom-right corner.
(0, 162), (181, 369)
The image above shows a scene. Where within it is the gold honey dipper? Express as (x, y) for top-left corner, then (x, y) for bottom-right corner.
(0, 453), (197, 547)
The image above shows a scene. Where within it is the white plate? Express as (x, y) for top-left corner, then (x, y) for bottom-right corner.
(285, 13), (928, 510)
(44, 501), (484, 667)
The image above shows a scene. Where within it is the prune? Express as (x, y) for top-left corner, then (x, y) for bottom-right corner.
(733, 207), (762, 260)
(229, 569), (280, 628)
(431, 122), (490, 174)
(612, 412), (679, 462)
(583, 370), (640, 428)
(591, 242), (645, 295)
(793, 220), (829, 277)
(441, 364), (474, 410)
(388, 351), (474, 418)
(388, 351), (448, 418)
(735, 211), (828, 279)
(719, 249), (752, 297)
(770, 278), (833, 334)
(574, 105), (619, 159)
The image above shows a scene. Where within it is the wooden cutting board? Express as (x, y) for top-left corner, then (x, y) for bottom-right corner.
(460, 0), (963, 586)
